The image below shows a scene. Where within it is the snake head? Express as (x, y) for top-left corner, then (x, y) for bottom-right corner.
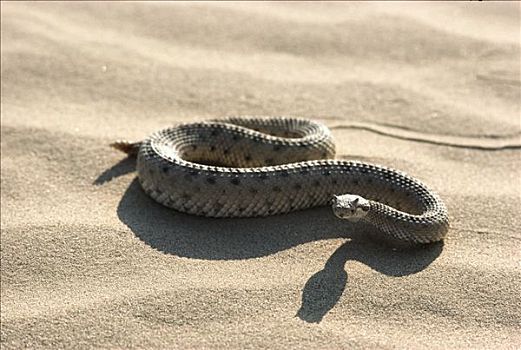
(331, 194), (370, 222)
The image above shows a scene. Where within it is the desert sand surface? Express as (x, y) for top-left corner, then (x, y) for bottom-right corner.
(1, 2), (520, 349)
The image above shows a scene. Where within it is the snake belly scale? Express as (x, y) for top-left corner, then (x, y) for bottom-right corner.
(112, 116), (449, 244)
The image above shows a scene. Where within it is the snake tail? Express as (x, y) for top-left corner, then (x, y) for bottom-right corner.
(110, 140), (142, 157)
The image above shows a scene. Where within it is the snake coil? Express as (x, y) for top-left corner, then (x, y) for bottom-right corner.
(112, 116), (449, 244)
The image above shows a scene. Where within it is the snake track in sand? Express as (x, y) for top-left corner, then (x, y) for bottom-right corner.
(112, 116), (449, 244)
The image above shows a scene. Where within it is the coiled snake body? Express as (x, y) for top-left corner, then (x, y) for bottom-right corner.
(113, 117), (449, 244)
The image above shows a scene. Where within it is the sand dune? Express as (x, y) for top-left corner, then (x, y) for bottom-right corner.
(1, 2), (520, 349)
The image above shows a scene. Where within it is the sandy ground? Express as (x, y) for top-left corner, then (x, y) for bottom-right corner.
(1, 2), (520, 349)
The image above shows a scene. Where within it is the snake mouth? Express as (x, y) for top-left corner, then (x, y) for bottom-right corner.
(332, 207), (363, 222)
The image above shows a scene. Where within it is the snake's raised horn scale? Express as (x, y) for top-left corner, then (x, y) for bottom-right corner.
(112, 116), (449, 244)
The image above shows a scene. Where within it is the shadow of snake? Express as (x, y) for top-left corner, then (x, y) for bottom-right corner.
(98, 157), (443, 322)
(296, 240), (443, 323)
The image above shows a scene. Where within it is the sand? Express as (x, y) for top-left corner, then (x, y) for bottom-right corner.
(1, 2), (520, 349)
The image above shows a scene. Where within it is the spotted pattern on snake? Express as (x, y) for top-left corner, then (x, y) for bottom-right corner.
(112, 116), (449, 244)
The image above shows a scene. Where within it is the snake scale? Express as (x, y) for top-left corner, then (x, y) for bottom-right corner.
(112, 116), (449, 244)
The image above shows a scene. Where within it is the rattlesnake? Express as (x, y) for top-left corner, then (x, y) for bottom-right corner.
(112, 116), (449, 244)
